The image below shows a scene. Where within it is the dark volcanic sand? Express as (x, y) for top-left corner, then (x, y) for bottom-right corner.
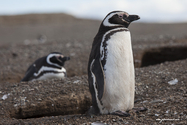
(0, 13), (187, 124)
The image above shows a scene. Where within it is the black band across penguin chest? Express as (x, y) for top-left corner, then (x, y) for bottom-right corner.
(100, 28), (129, 70)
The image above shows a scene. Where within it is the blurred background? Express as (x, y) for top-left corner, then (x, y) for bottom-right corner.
(0, 0), (187, 45)
(0, 0), (187, 23)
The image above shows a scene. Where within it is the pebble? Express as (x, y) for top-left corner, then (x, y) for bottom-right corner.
(142, 100), (148, 103)
(38, 98), (42, 101)
(151, 99), (163, 103)
(73, 80), (80, 84)
(166, 110), (170, 113)
(91, 121), (105, 125)
(168, 78), (178, 85)
(1, 94), (8, 100)
(139, 114), (145, 117)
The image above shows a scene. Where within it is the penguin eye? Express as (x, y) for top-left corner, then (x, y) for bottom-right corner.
(119, 15), (123, 19)
(57, 56), (63, 61)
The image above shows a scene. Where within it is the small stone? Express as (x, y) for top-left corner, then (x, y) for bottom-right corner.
(38, 98), (42, 101)
(168, 78), (178, 85)
(91, 121), (105, 125)
(139, 114), (145, 117)
(1, 94), (8, 100)
(143, 100), (148, 103)
(73, 80), (80, 84)
(118, 118), (123, 122)
(163, 101), (167, 103)
(166, 110), (170, 113)
(151, 99), (163, 103)
(14, 104), (18, 107)
(112, 119), (115, 122)
(180, 112), (184, 116)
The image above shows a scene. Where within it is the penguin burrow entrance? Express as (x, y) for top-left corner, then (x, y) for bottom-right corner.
(140, 46), (187, 67)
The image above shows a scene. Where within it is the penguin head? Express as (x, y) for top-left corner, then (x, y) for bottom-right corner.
(102, 11), (140, 28)
(47, 52), (70, 67)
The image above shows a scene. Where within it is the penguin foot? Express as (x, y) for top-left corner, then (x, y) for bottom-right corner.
(86, 106), (100, 116)
(132, 107), (147, 113)
(110, 110), (130, 117)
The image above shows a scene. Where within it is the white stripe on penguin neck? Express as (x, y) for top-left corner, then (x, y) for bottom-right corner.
(103, 12), (123, 27)
(47, 53), (62, 68)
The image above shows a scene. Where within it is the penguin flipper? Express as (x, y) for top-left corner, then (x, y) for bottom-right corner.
(21, 65), (37, 82)
(91, 58), (105, 100)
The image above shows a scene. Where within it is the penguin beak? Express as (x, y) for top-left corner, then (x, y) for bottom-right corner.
(126, 15), (140, 23)
(59, 56), (70, 62)
(64, 56), (70, 61)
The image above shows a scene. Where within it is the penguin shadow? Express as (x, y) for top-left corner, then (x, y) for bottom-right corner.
(86, 103), (147, 117)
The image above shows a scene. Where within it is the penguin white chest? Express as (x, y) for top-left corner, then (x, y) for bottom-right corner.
(101, 30), (135, 114)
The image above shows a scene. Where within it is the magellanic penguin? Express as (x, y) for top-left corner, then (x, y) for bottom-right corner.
(88, 11), (145, 116)
(21, 52), (70, 82)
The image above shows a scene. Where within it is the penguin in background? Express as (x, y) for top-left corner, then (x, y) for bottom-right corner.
(21, 52), (70, 82)
(88, 11), (146, 116)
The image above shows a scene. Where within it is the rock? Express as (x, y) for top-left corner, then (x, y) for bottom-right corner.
(168, 78), (178, 85)
(151, 100), (164, 103)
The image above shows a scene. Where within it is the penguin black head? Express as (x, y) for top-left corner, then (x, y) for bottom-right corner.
(47, 52), (70, 67)
(102, 11), (140, 28)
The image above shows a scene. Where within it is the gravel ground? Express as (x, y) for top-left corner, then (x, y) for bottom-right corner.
(0, 13), (187, 124)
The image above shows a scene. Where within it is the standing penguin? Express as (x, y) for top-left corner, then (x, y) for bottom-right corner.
(88, 11), (145, 116)
(21, 52), (70, 82)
